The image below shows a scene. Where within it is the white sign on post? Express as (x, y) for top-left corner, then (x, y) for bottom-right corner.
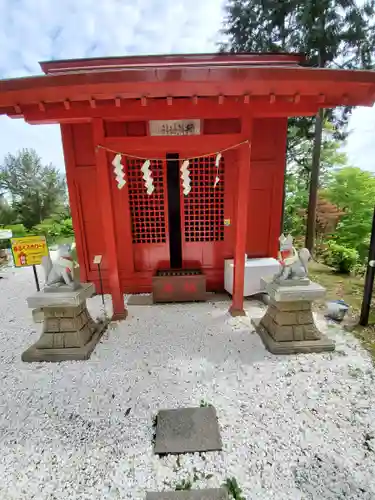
(149, 119), (201, 136)
(93, 255), (102, 265)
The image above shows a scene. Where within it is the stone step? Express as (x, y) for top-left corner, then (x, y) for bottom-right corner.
(146, 489), (228, 499)
(154, 407), (222, 455)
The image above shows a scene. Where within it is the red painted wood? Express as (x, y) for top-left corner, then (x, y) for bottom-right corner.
(20, 97), (329, 124)
(92, 118), (126, 318)
(246, 119), (288, 258)
(60, 124), (89, 282)
(40, 53), (305, 74)
(230, 118), (253, 314)
(125, 154), (170, 273)
(180, 151), (227, 288)
(268, 118), (288, 257)
(1, 64), (375, 111)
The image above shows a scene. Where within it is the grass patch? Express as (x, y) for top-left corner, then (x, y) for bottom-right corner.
(223, 477), (246, 500)
(309, 261), (375, 360)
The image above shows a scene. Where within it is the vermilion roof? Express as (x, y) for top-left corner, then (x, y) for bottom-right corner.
(39, 53), (306, 74)
(0, 52), (374, 116)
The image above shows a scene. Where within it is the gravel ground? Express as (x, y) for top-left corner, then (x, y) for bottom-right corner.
(0, 266), (375, 499)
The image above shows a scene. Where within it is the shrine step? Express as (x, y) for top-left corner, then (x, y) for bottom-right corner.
(152, 269), (206, 303)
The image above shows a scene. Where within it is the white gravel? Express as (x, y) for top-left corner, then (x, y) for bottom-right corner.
(0, 266), (375, 499)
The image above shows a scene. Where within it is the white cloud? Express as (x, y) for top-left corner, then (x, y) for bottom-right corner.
(345, 105), (375, 173)
(0, 0), (374, 173)
(0, 0), (225, 170)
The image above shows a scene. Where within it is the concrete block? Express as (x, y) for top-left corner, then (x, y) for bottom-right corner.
(266, 281), (325, 303)
(271, 300), (311, 311)
(44, 318), (60, 333)
(22, 321), (107, 362)
(146, 490), (229, 500)
(303, 323), (321, 341)
(272, 323), (294, 342)
(252, 318), (335, 355)
(293, 325), (305, 341)
(27, 283), (95, 309)
(274, 311), (297, 326)
(154, 406), (222, 455)
(296, 311), (314, 325)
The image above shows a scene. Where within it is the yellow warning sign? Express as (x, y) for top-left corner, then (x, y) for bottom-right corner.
(11, 235), (49, 267)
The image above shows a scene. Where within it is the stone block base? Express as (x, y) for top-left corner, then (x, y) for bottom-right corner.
(252, 280), (335, 354)
(22, 321), (107, 362)
(252, 319), (335, 354)
(23, 301), (107, 362)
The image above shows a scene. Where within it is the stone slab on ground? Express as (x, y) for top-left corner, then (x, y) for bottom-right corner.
(154, 407), (222, 455)
(21, 320), (107, 362)
(252, 318), (335, 354)
(146, 490), (228, 499)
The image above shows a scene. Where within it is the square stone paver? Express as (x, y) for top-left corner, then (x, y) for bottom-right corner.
(154, 406), (222, 455)
(146, 489), (228, 499)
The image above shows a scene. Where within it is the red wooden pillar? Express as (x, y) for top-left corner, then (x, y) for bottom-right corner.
(92, 118), (127, 320)
(229, 120), (253, 316)
(60, 124), (88, 282)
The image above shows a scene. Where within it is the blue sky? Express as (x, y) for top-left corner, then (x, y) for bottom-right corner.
(0, 0), (374, 172)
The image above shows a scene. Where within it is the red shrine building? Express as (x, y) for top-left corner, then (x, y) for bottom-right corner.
(0, 52), (375, 319)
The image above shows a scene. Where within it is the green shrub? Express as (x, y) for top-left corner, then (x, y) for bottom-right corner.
(2, 224), (28, 237)
(322, 241), (359, 274)
(32, 217), (74, 243)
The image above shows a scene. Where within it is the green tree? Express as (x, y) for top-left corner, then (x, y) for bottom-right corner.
(221, 0), (375, 252)
(323, 167), (375, 261)
(0, 149), (67, 229)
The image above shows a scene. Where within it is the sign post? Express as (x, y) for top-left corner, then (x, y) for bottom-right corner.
(11, 235), (49, 291)
(93, 255), (105, 308)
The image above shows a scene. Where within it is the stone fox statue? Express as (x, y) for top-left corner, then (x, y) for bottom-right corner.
(41, 243), (79, 290)
(275, 234), (311, 282)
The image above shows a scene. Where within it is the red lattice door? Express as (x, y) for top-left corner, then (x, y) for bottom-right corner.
(181, 155), (226, 277)
(125, 156), (170, 272)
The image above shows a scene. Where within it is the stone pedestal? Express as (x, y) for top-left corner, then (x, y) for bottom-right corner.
(22, 283), (107, 362)
(252, 280), (335, 354)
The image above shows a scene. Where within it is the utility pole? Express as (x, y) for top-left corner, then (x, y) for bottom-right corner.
(360, 206), (375, 326)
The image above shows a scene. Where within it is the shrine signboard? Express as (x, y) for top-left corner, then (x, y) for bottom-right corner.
(149, 119), (200, 136)
(11, 235), (48, 267)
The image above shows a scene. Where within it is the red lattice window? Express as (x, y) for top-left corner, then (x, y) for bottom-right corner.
(183, 156), (225, 242)
(126, 158), (166, 244)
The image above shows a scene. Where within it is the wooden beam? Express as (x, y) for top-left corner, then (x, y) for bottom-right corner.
(22, 96), (327, 124)
(60, 124), (89, 283)
(104, 133), (246, 153)
(93, 117), (127, 321)
(229, 117), (253, 316)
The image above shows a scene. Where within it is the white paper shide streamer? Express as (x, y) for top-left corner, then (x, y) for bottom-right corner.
(180, 159), (191, 196)
(214, 152), (222, 188)
(141, 160), (155, 195)
(112, 154), (126, 189)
